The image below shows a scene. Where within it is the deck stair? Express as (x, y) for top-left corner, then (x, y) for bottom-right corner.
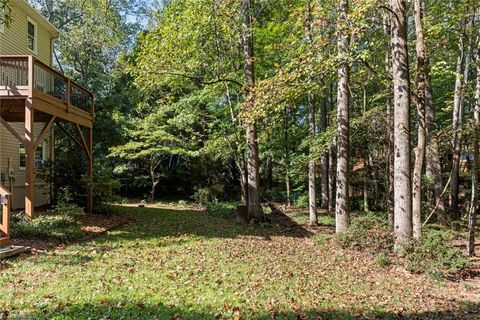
(0, 186), (28, 259)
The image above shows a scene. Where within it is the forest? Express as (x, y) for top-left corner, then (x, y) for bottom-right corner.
(1, 0), (480, 319)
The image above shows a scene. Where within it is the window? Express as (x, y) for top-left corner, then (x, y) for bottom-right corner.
(19, 143), (46, 170)
(27, 17), (37, 53)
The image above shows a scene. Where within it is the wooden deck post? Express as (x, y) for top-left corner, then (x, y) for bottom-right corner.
(86, 127), (93, 214)
(25, 99), (35, 219)
(0, 187), (12, 247)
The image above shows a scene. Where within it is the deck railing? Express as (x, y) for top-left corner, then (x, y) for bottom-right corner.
(0, 55), (94, 117)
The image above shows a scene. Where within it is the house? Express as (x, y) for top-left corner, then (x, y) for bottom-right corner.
(0, 0), (94, 223)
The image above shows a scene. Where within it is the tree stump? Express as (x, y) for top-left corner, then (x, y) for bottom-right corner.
(235, 205), (249, 224)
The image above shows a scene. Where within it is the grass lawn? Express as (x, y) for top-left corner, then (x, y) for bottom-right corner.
(0, 205), (479, 319)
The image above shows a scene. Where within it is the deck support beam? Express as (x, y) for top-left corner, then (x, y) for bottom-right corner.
(87, 127), (93, 214)
(0, 116), (23, 143)
(24, 99), (35, 219)
(34, 116), (55, 150)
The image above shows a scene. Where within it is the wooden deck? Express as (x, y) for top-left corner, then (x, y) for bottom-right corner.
(0, 55), (93, 128)
(0, 55), (94, 218)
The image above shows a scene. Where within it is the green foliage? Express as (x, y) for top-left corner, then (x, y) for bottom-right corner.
(204, 202), (236, 219)
(0, 0), (11, 26)
(91, 162), (121, 207)
(405, 230), (469, 278)
(336, 214), (394, 253)
(11, 212), (83, 242)
(375, 252), (391, 268)
(51, 188), (85, 216)
(295, 194), (309, 208)
(193, 187), (218, 206)
(315, 233), (332, 249)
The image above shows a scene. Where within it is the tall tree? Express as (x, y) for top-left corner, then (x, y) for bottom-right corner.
(241, 0), (262, 219)
(468, 27), (480, 256)
(335, 0), (350, 233)
(391, 0), (412, 251)
(412, 0), (427, 240)
(320, 97), (329, 209)
(450, 15), (472, 219)
(305, 0), (317, 225)
(384, 14), (395, 226)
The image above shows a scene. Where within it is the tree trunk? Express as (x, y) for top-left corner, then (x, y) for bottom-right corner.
(419, 0), (445, 225)
(320, 97), (329, 209)
(305, 2), (317, 225)
(241, 0), (261, 219)
(335, 0), (350, 233)
(363, 174), (369, 212)
(467, 31), (480, 257)
(412, 0), (427, 240)
(264, 155), (273, 192)
(237, 154), (248, 204)
(225, 84), (248, 205)
(384, 14), (395, 226)
(308, 92), (318, 224)
(284, 107), (292, 207)
(425, 74), (445, 223)
(391, 0), (412, 251)
(450, 18), (470, 219)
(329, 141), (336, 213)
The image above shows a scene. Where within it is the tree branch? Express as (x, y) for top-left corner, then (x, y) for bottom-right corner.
(161, 71), (243, 87)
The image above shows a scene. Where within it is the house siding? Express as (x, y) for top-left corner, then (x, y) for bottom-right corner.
(1, 1), (57, 209)
(0, 1), (53, 66)
(0, 122), (52, 209)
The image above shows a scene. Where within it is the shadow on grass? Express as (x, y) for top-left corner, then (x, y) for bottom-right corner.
(101, 205), (314, 244)
(17, 300), (480, 320)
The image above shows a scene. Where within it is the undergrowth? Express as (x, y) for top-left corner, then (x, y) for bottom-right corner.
(335, 213), (469, 278)
(11, 212), (84, 242)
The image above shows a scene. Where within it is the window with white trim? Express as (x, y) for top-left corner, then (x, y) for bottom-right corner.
(27, 17), (37, 53)
(19, 142), (46, 170)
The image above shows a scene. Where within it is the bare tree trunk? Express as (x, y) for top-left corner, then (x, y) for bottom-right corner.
(238, 155), (248, 204)
(467, 30), (480, 256)
(391, 0), (412, 251)
(284, 107), (292, 208)
(418, 0), (445, 224)
(363, 174), (370, 212)
(320, 97), (329, 209)
(225, 85), (249, 205)
(384, 15), (395, 226)
(425, 66), (445, 224)
(329, 141), (336, 213)
(335, 0), (350, 233)
(264, 155), (273, 192)
(305, 2), (317, 225)
(450, 18), (471, 219)
(412, 0), (427, 240)
(308, 93), (318, 224)
(241, 0), (261, 219)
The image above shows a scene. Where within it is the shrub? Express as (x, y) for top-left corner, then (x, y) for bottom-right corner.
(336, 214), (394, 253)
(193, 187), (218, 205)
(375, 252), (391, 268)
(51, 188), (84, 216)
(11, 212), (83, 241)
(295, 194), (309, 208)
(205, 202), (235, 219)
(405, 230), (469, 278)
(177, 200), (188, 206)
